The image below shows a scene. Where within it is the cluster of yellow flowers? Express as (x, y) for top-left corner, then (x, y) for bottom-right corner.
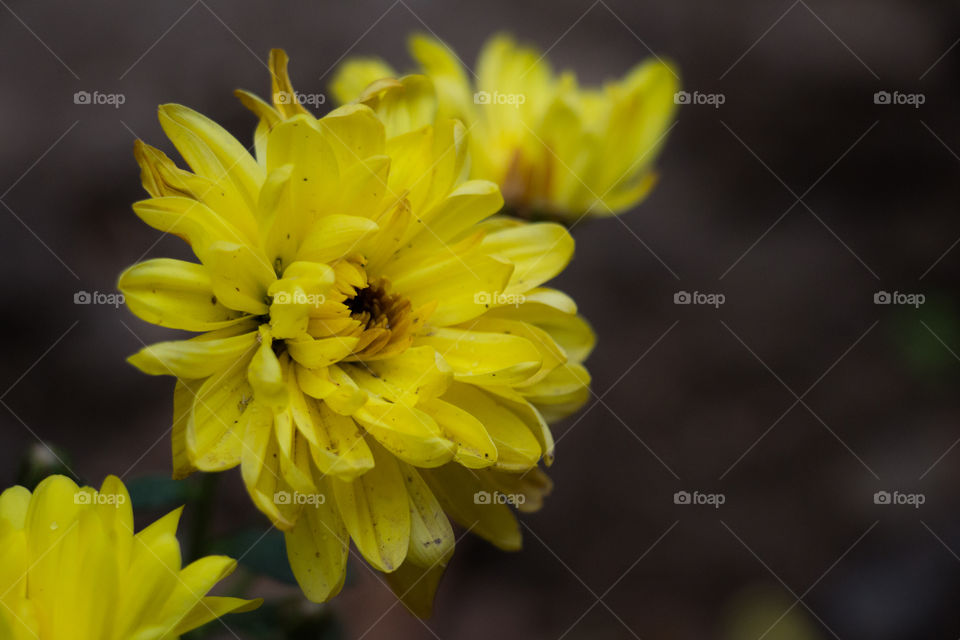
(3, 34), (676, 635)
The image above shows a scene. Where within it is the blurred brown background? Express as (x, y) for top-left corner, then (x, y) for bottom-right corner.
(2, 0), (960, 638)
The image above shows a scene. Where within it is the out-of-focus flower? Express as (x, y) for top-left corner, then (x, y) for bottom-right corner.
(119, 50), (593, 615)
(332, 33), (679, 221)
(0, 474), (260, 639)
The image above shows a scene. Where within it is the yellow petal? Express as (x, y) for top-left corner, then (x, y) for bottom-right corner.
(419, 397), (497, 468)
(173, 596), (262, 636)
(440, 383), (542, 471)
(481, 222), (574, 295)
(172, 379), (202, 479)
(0, 486), (31, 529)
(397, 462), (454, 567)
(385, 249), (513, 327)
(296, 363), (369, 415)
(469, 317), (566, 385)
(342, 346), (451, 407)
(519, 362), (591, 422)
(118, 258), (249, 331)
(291, 389), (374, 481)
(247, 327), (288, 410)
(274, 410), (317, 495)
(353, 396), (455, 468)
(421, 464), (521, 551)
(128, 328), (257, 379)
(264, 116), (340, 268)
(269, 48), (312, 118)
(416, 179), (503, 246)
(326, 154), (391, 219)
(316, 103), (386, 171)
(287, 335), (360, 369)
(188, 363), (252, 471)
(330, 57), (398, 105)
(475, 467), (554, 514)
(296, 214), (379, 263)
(333, 442), (410, 572)
(284, 477), (349, 602)
(202, 241), (275, 315)
(360, 74), (437, 142)
(415, 327), (541, 386)
(382, 553), (451, 619)
(408, 34), (475, 121)
(484, 292), (595, 364)
(158, 103), (264, 212)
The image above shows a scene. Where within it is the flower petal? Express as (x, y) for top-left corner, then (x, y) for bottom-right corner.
(397, 462), (454, 567)
(284, 477), (349, 603)
(188, 363), (252, 471)
(343, 346), (452, 407)
(440, 383), (542, 471)
(119, 259), (249, 331)
(419, 398), (497, 469)
(128, 328), (257, 379)
(158, 103), (264, 212)
(333, 442), (410, 572)
(415, 327), (542, 386)
(481, 222), (574, 295)
(421, 464), (521, 551)
(353, 396), (456, 468)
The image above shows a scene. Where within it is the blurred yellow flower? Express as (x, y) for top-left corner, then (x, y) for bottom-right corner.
(119, 50), (593, 614)
(332, 33), (679, 221)
(0, 475), (260, 639)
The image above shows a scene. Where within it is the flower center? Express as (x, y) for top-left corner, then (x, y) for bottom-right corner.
(342, 278), (416, 361)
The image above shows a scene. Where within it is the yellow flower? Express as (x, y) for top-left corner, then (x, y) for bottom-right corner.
(331, 33), (679, 221)
(0, 475), (260, 639)
(119, 50), (594, 614)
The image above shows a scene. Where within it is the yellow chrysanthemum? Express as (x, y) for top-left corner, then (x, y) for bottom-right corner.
(119, 50), (594, 614)
(331, 33), (679, 221)
(0, 475), (260, 639)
